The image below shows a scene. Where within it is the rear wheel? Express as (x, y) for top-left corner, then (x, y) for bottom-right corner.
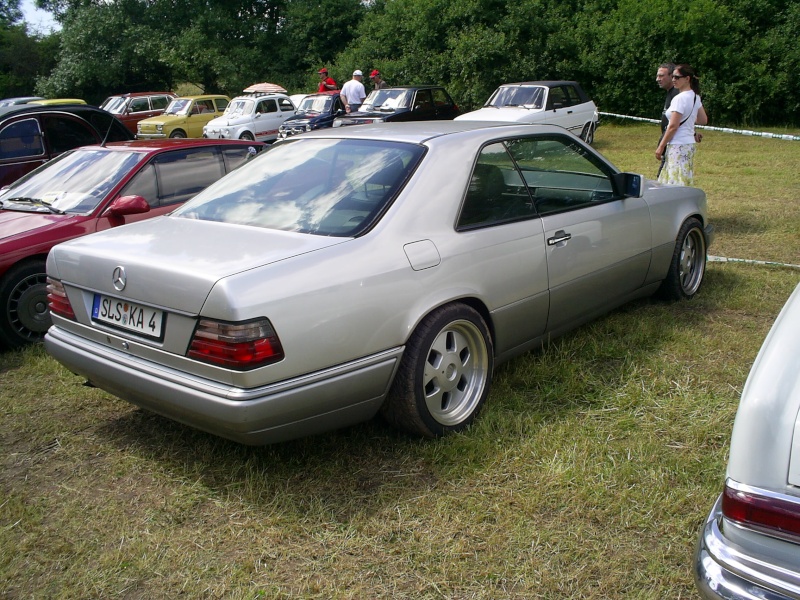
(169, 129), (186, 138)
(239, 131), (255, 141)
(382, 303), (493, 437)
(657, 217), (707, 301)
(0, 260), (51, 348)
(580, 122), (596, 145)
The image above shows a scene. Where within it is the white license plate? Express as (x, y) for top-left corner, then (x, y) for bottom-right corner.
(92, 294), (165, 339)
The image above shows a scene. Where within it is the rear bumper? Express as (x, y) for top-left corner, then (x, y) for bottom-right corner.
(695, 495), (800, 600)
(45, 325), (402, 445)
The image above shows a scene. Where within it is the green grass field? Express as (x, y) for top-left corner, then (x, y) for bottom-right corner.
(2, 123), (799, 598)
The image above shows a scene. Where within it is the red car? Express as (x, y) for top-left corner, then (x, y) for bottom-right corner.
(99, 92), (178, 134)
(0, 138), (263, 348)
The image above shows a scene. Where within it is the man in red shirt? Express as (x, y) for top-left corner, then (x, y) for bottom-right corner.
(317, 68), (338, 92)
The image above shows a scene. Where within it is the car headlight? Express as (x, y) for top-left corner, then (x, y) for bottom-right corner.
(156, 124), (163, 132)
(332, 119), (342, 128)
(305, 124), (312, 131)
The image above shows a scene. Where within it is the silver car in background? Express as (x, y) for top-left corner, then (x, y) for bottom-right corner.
(695, 282), (800, 600)
(44, 121), (712, 445)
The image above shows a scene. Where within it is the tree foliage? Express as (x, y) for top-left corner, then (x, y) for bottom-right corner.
(5, 0), (798, 125)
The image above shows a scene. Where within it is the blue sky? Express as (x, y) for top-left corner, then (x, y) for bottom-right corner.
(21, 0), (60, 33)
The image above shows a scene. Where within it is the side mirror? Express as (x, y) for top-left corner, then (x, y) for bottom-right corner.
(102, 195), (151, 218)
(254, 113), (261, 119)
(552, 102), (564, 110)
(613, 173), (643, 198)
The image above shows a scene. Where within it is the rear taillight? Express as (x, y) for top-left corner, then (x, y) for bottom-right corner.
(46, 277), (75, 321)
(187, 318), (284, 369)
(722, 480), (800, 542)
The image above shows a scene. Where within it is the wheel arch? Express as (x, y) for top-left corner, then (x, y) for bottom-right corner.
(404, 295), (496, 351)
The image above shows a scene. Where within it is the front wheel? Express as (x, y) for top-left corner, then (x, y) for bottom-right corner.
(169, 129), (186, 139)
(0, 260), (51, 348)
(239, 131), (255, 141)
(381, 303), (494, 438)
(657, 217), (707, 301)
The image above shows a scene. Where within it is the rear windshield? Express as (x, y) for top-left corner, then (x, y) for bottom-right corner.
(173, 137), (425, 237)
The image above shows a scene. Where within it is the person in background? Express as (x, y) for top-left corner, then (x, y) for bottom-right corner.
(655, 64), (708, 186)
(340, 70), (366, 113)
(317, 68), (338, 92)
(370, 69), (388, 91)
(656, 62), (679, 138)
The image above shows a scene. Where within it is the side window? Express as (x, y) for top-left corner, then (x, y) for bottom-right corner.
(259, 100), (278, 114)
(154, 148), (224, 206)
(87, 112), (131, 142)
(151, 96), (170, 110)
(214, 98), (229, 112)
(0, 118), (45, 159)
(547, 86), (567, 109)
(221, 145), (257, 172)
(432, 88), (453, 108)
(505, 136), (615, 216)
(128, 98), (150, 113)
(119, 163), (158, 206)
(333, 97), (345, 112)
(278, 98), (294, 112)
(457, 142), (533, 230)
(413, 90), (433, 112)
(42, 116), (98, 154)
(195, 100), (215, 114)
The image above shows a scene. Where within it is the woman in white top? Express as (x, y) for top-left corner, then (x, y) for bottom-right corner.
(655, 64), (708, 186)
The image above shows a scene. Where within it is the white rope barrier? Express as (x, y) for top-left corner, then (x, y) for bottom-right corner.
(708, 255), (800, 270)
(599, 112), (800, 141)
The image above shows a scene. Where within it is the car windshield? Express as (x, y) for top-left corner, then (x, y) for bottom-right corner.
(164, 99), (192, 115)
(298, 95), (333, 115)
(224, 99), (253, 117)
(173, 138), (425, 237)
(485, 86), (546, 108)
(101, 97), (126, 114)
(361, 89), (413, 112)
(0, 148), (144, 214)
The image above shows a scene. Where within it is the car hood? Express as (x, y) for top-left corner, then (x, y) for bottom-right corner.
(48, 216), (349, 314)
(139, 114), (187, 126)
(0, 208), (71, 241)
(205, 114), (248, 128)
(282, 114), (330, 126)
(455, 107), (545, 122)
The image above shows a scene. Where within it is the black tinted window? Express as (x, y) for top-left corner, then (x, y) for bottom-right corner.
(42, 116), (97, 154)
(154, 148), (224, 206)
(221, 145), (258, 171)
(0, 118), (45, 159)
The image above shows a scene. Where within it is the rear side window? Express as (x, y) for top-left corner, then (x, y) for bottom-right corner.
(0, 118), (45, 159)
(121, 147), (225, 207)
(432, 88), (454, 108)
(221, 145), (258, 171)
(86, 112), (132, 142)
(151, 96), (170, 110)
(214, 98), (229, 112)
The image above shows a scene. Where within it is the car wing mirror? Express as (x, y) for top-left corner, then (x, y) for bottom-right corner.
(552, 102), (564, 110)
(102, 195), (151, 218)
(613, 173), (643, 198)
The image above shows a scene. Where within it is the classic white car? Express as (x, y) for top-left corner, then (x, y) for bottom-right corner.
(203, 93), (296, 142)
(45, 121), (712, 445)
(456, 81), (600, 144)
(695, 282), (800, 600)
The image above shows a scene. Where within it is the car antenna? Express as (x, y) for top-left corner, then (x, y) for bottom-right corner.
(100, 111), (115, 147)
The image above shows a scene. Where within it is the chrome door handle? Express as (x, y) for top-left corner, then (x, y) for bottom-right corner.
(547, 231), (572, 246)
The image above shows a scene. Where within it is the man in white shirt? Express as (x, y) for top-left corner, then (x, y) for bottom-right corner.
(341, 70), (366, 113)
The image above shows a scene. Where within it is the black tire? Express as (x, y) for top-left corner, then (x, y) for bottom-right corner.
(169, 129), (187, 138)
(239, 131), (255, 141)
(381, 303), (494, 438)
(0, 260), (51, 348)
(580, 122), (595, 145)
(657, 217), (707, 301)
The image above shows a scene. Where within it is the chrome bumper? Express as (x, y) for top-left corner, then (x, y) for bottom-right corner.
(695, 495), (799, 600)
(46, 325), (402, 445)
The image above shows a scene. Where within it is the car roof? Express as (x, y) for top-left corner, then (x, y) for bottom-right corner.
(378, 85), (448, 91)
(105, 91), (176, 98)
(230, 93), (291, 101)
(76, 139), (265, 153)
(175, 95), (229, 101)
(284, 120), (573, 145)
(499, 81), (583, 87)
(0, 103), (110, 120)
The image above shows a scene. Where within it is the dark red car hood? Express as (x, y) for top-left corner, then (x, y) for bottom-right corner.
(0, 208), (78, 242)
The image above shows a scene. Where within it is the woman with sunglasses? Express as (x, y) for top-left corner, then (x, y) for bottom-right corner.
(655, 64), (708, 185)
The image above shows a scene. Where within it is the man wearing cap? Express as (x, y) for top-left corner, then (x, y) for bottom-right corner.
(340, 70), (367, 113)
(317, 68), (337, 92)
(370, 70), (388, 91)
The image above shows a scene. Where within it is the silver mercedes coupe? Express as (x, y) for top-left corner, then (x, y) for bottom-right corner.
(44, 121), (713, 445)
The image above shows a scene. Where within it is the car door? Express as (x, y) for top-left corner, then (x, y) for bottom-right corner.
(432, 88), (459, 119)
(253, 98), (281, 141)
(0, 117), (48, 186)
(95, 146), (228, 231)
(543, 85), (582, 136)
(455, 141), (550, 356)
(407, 89), (437, 121)
(506, 135), (651, 334)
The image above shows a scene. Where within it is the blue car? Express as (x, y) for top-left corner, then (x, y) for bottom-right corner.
(278, 91), (344, 138)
